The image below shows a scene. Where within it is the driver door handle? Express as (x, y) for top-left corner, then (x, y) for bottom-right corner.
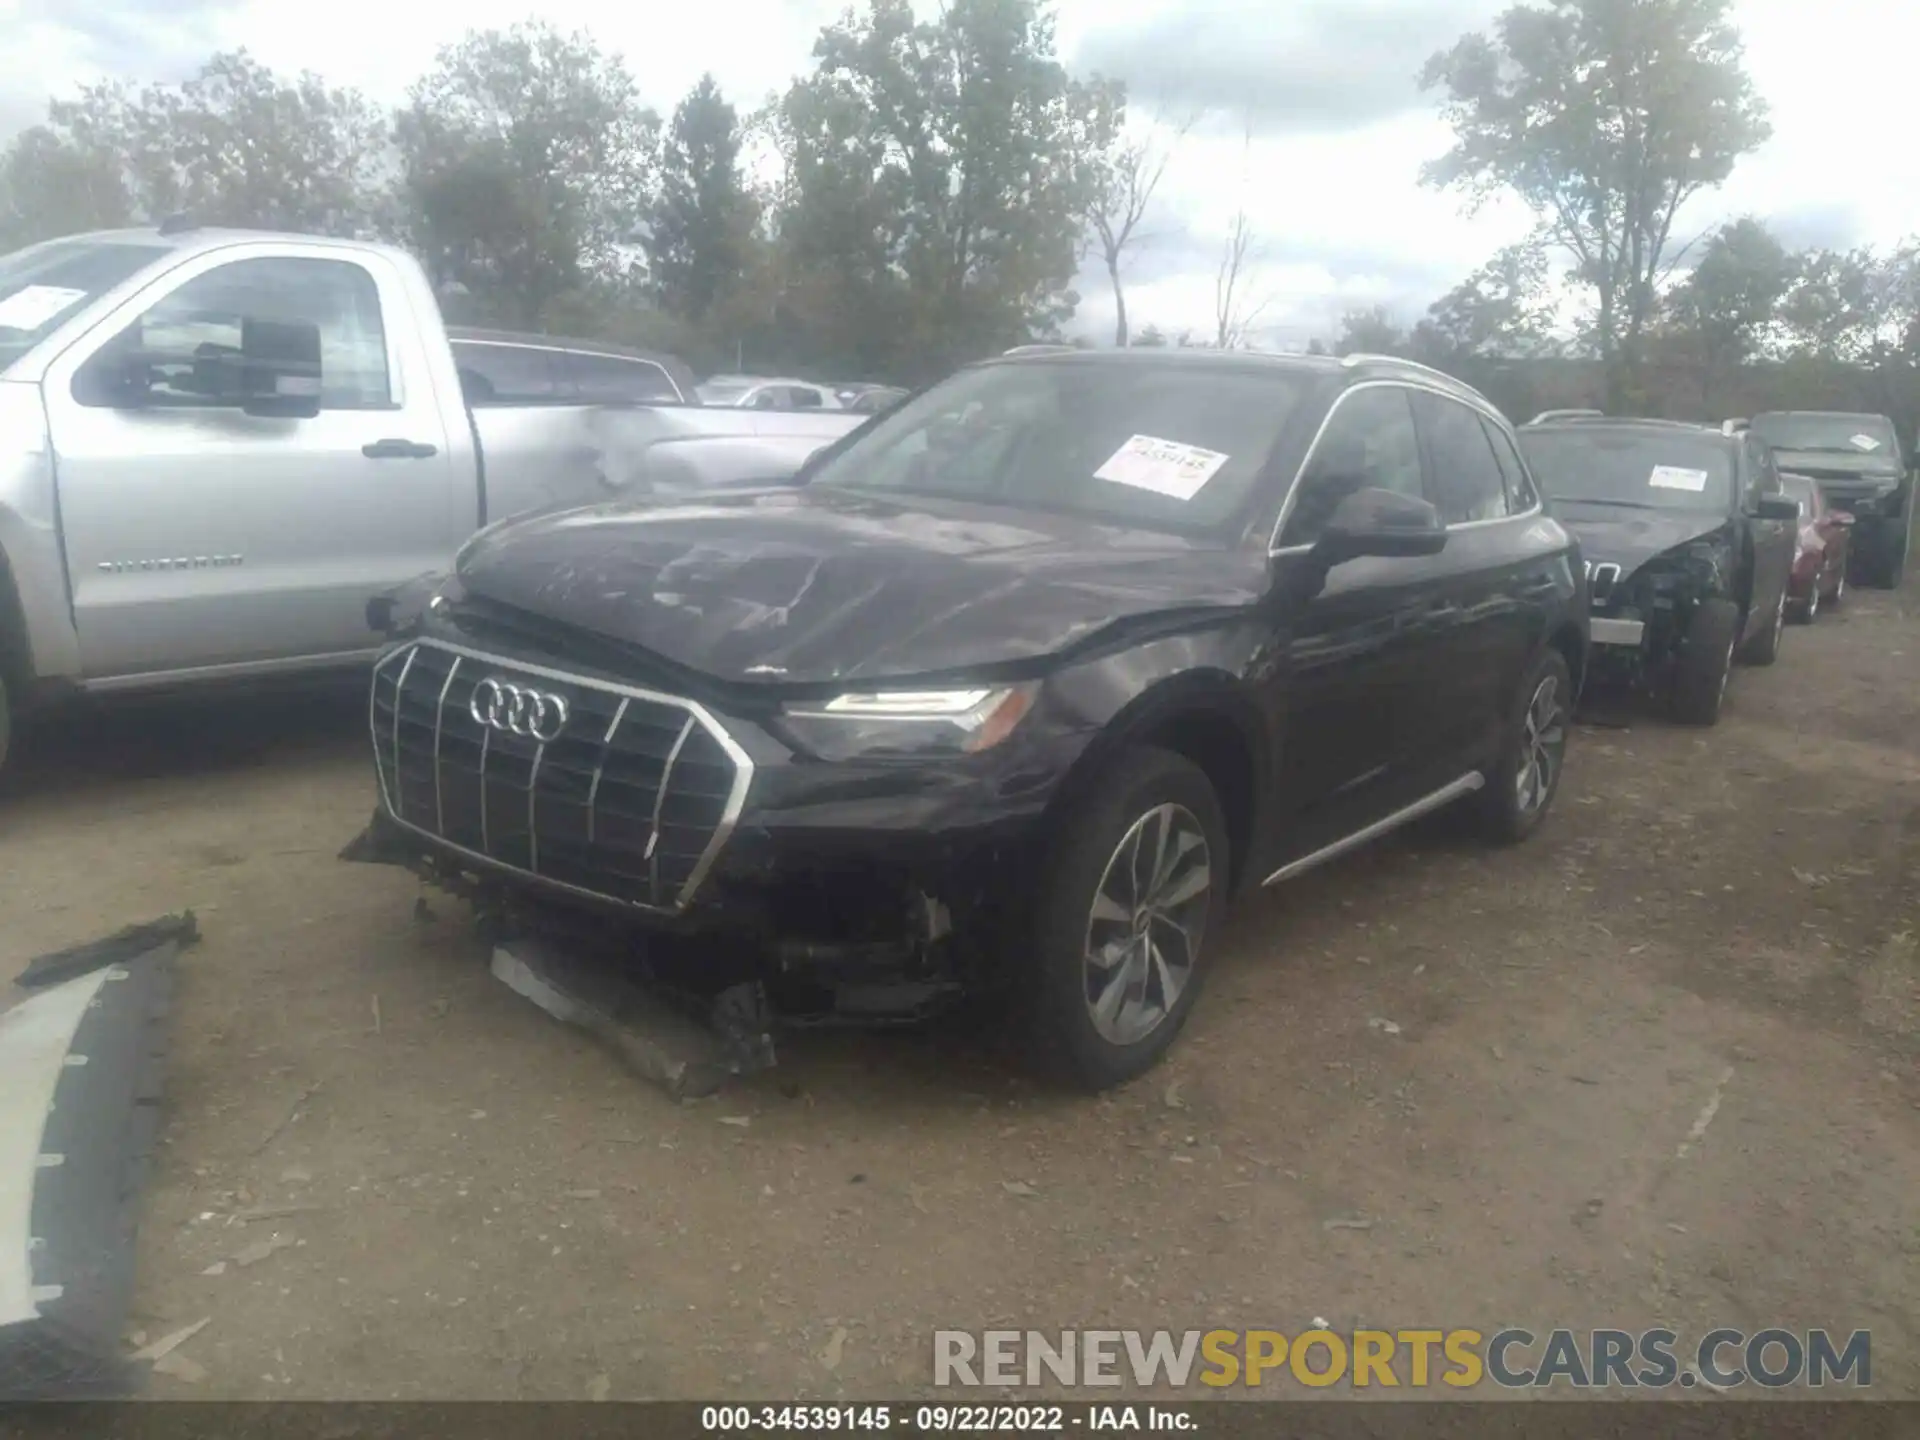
(363, 438), (438, 460)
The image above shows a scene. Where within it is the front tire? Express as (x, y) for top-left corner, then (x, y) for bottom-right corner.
(1671, 599), (1741, 725)
(1024, 746), (1228, 1091)
(1476, 649), (1571, 844)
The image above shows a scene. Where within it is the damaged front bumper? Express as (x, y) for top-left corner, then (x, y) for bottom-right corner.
(352, 635), (1091, 1022)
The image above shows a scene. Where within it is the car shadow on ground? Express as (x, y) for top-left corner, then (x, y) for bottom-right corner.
(2, 678), (370, 803)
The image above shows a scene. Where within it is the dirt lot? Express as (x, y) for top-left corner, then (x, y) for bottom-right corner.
(4, 591), (1919, 1402)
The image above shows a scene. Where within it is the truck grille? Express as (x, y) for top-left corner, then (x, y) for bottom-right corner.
(369, 638), (752, 912)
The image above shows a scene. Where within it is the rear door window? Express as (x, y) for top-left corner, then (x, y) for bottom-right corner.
(564, 352), (680, 403)
(1479, 416), (1539, 513)
(452, 343), (564, 406)
(1415, 393), (1510, 525)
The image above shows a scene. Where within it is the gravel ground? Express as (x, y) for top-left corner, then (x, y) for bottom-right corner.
(2, 588), (1917, 1401)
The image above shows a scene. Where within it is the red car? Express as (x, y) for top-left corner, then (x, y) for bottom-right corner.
(1781, 473), (1853, 621)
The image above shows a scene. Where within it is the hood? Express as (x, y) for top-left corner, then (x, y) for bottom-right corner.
(453, 486), (1265, 685)
(1768, 449), (1905, 485)
(1553, 501), (1728, 576)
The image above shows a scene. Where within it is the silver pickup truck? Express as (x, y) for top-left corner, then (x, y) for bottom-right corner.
(0, 226), (863, 771)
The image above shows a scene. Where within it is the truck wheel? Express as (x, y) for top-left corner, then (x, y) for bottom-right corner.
(1475, 649), (1571, 845)
(1876, 518), (1909, 589)
(1024, 746), (1228, 1091)
(1738, 587), (1785, 665)
(1670, 599), (1741, 726)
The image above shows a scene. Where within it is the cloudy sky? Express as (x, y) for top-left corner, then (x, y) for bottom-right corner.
(4, 0), (1915, 346)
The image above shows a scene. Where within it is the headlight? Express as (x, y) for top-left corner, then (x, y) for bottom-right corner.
(778, 685), (1036, 760)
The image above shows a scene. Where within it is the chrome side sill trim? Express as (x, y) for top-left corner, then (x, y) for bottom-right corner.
(1261, 771), (1486, 888)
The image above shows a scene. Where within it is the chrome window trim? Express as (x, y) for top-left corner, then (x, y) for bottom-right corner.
(1265, 378), (1539, 556)
(370, 637), (756, 913)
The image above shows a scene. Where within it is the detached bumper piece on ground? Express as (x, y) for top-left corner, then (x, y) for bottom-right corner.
(0, 924), (184, 1398)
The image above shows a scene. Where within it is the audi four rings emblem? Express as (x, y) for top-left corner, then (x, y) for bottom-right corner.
(469, 678), (571, 741)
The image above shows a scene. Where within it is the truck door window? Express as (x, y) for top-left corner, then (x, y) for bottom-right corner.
(451, 343), (563, 405)
(77, 256), (389, 410)
(1415, 392), (1510, 525)
(565, 352), (680, 403)
(1279, 384), (1423, 548)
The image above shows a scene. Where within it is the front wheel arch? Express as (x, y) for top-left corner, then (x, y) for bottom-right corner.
(1044, 673), (1268, 894)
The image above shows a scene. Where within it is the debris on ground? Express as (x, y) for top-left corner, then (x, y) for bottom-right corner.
(13, 911), (199, 990)
(1322, 1216), (1374, 1232)
(490, 939), (775, 1101)
(131, 1317), (210, 1364)
(232, 1234), (296, 1268)
(1367, 1017), (1402, 1036)
(820, 1326), (848, 1371)
(1002, 1181), (1039, 1198)
(152, 1352), (207, 1384)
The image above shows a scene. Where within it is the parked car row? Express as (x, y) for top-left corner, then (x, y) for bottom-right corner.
(1513, 405), (1910, 725)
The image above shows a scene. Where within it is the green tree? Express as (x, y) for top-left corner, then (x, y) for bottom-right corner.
(1, 51), (386, 245)
(397, 21), (658, 328)
(1421, 0), (1771, 408)
(774, 0), (1111, 378)
(647, 74), (756, 327)
(1660, 217), (1793, 400)
(0, 125), (133, 247)
(1774, 247), (1897, 364)
(1411, 244), (1556, 363)
(1334, 305), (1408, 357)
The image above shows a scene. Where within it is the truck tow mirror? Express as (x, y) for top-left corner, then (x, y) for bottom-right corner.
(239, 317), (323, 420)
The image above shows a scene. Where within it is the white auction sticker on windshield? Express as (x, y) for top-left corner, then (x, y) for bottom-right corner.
(1849, 433), (1882, 451)
(0, 285), (87, 331)
(1094, 434), (1231, 501)
(1649, 465), (1709, 493)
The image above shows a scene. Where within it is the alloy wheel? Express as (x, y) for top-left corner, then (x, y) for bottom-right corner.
(1082, 803), (1213, 1047)
(1515, 674), (1567, 816)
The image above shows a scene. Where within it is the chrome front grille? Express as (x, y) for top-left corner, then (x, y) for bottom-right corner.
(370, 638), (753, 912)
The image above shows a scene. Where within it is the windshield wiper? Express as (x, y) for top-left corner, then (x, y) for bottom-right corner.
(1553, 497), (1655, 508)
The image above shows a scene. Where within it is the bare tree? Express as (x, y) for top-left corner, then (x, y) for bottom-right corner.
(1087, 108), (1195, 346)
(1212, 123), (1270, 348)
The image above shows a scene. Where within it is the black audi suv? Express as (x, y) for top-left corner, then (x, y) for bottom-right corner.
(351, 349), (1588, 1089)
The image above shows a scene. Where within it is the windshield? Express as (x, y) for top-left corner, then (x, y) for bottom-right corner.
(807, 359), (1307, 534)
(1750, 412), (1902, 459)
(1517, 429), (1734, 512)
(0, 237), (169, 368)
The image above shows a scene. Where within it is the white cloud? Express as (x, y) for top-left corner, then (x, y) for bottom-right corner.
(4, 0), (1918, 344)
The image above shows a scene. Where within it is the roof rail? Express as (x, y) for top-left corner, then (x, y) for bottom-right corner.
(1339, 352), (1456, 383)
(1526, 408), (1605, 425)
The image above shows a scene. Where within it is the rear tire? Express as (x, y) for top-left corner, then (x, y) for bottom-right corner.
(1790, 582), (1818, 624)
(1023, 746), (1228, 1092)
(1738, 587), (1785, 666)
(1475, 649), (1571, 845)
(1671, 599), (1741, 726)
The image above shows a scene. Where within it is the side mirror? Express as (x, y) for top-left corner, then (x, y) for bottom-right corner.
(238, 317), (322, 419)
(1312, 486), (1447, 566)
(1755, 494), (1800, 522)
